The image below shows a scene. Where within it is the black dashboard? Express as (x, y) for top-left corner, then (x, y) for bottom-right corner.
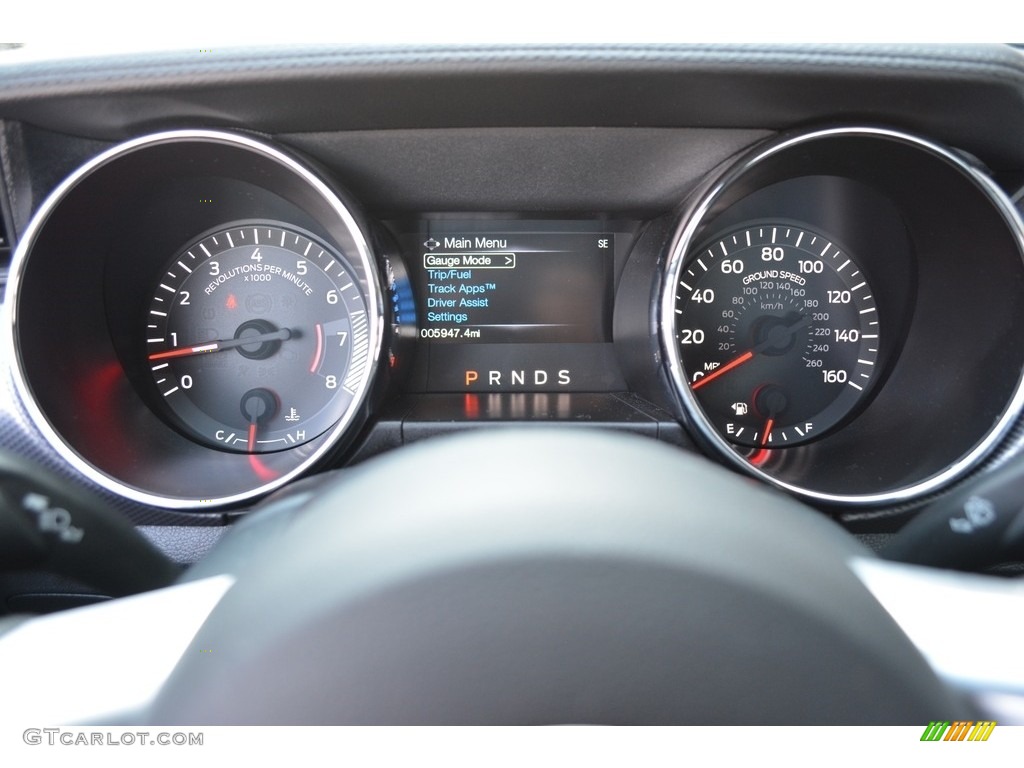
(3, 42), (1024, 726)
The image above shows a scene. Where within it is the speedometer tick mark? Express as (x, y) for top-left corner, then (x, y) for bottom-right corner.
(821, 242), (831, 256)
(852, 282), (866, 291)
(720, 242), (727, 255)
(848, 382), (864, 391)
(859, 308), (875, 314)
(838, 260), (849, 272)
(857, 359), (874, 365)
(680, 281), (692, 291)
(697, 258), (707, 271)
(772, 228), (777, 243)
(795, 232), (804, 247)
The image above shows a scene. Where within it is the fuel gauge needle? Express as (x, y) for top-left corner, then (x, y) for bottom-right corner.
(247, 421), (257, 453)
(748, 417), (775, 467)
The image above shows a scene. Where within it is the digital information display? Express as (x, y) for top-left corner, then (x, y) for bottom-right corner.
(416, 231), (611, 343)
(396, 220), (630, 393)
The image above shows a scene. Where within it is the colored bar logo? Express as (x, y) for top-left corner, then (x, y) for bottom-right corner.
(920, 721), (996, 741)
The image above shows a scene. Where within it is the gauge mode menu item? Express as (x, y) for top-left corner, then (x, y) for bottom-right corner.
(146, 220), (373, 454)
(673, 223), (881, 450)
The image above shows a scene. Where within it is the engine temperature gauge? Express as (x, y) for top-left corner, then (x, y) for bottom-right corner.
(145, 220), (372, 453)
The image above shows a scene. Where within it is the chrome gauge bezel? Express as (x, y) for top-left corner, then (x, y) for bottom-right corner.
(660, 126), (1024, 505)
(2, 130), (385, 509)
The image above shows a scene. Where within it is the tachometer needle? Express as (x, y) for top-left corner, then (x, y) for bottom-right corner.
(148, 328), (292, 360)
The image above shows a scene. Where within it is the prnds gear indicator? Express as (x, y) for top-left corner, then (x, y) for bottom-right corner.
(674, 223), (881, 451)
(145, 220), (373, 454)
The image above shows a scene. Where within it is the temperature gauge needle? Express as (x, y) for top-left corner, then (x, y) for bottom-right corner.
(148, 328), (292, 361)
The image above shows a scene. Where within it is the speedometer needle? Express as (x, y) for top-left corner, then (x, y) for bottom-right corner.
(691, 351), (753, 391)
(148, 329), (293, 360)
(690, 314), (812, 391)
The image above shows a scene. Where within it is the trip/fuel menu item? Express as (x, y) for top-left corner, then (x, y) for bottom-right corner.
(412, 228), (612, 344)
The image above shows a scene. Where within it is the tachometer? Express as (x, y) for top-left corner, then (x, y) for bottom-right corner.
(673, 223), (880, 452)
(146, 220), (372, 454)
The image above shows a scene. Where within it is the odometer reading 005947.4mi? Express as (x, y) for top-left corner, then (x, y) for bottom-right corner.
(674, 223), (881, 450)
(145, 221), (372, 454)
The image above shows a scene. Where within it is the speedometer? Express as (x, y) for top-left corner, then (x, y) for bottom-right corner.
(673, 222), (880, 452)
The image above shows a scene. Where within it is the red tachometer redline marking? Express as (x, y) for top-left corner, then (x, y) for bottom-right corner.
(148, 343), (219, 361)
(310, 323), (324, 373)
(690, 351), (754, 391)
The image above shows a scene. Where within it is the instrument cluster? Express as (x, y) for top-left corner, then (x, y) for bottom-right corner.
(5, 127), (1024, 511)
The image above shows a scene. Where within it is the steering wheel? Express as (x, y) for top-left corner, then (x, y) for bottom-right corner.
(149, 429), (969, 724)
